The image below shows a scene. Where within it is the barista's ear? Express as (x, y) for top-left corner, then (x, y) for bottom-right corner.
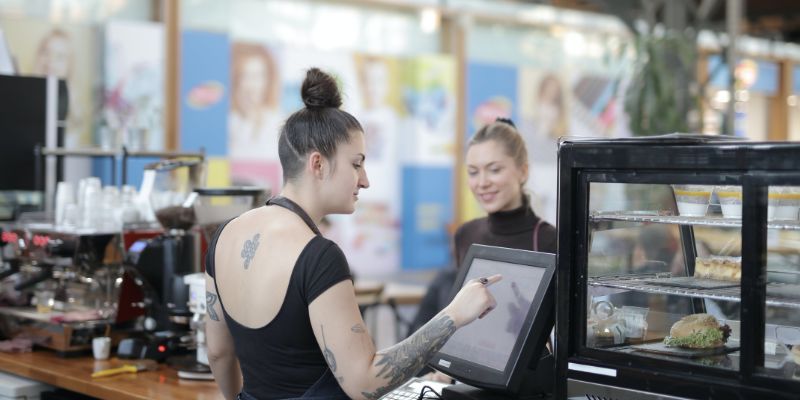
(307, 151), (325, 180)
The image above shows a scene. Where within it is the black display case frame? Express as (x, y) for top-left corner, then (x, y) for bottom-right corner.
(555, 135), (800, 399)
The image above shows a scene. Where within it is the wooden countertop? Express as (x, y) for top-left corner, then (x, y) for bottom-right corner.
(355, 280), (426, 306)
(0, 350), (224, 400)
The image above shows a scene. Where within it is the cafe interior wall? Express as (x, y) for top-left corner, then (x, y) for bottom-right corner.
(179, 0), (639, 274)
(0, 0), (644, 275)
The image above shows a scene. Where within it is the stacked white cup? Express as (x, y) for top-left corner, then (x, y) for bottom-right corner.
(100, 186), (120, 231)
(54, 182), (75, 228)
(78, 177), (102, 230)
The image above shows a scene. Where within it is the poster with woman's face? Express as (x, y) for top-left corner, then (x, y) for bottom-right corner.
(517, 67), (572, 225)
(1, 18), (97, 147)
(228, 41), (283, 162)
(353, 54), (403, 164)
(518, 68), (570, 143)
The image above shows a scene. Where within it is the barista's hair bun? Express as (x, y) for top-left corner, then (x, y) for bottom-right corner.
(301, 68), (342, 110)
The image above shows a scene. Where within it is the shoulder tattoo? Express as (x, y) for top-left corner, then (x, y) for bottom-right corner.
(240, 233), (260, 269)
(206, 291), (220, 321)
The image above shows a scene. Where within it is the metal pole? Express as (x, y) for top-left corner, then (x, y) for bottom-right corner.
(725, 0), (741, 136)
(34, 144), (43, 192)
(122, 146), (129, 186)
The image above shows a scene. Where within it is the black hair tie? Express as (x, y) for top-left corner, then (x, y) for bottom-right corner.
(495, 117), (516, 128)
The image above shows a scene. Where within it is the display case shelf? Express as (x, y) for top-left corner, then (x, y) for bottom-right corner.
(589, 275), (800, 309)
(589, 211), (800, 230)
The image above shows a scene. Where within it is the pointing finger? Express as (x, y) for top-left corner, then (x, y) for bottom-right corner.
(482, 274), (502, 287)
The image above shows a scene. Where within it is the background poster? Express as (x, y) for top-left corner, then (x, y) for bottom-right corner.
(228, 41), (283, 193)
(567, 72), (627, 138)
(351, 53), (403, 213)
(1, 18), (96, 147)
(181, 29), (229, 157)
(401, 56), (456, 165)
(401, 166), (453, 270)
(517, 67), (571, 224)
(399, 55), (457, 270)
(228, 41), (283, 161)
(105, 20), (164, 151)
(181, 29), (231, 187)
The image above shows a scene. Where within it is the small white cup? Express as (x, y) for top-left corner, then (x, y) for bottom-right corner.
(92, 337), (111, 360)
(55, 182), (75, 227)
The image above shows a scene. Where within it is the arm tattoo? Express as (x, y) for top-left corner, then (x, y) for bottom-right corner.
(351, 324), (366, 333)
(240, 233), (260, 269)
(206, 291), (220, 321)
(361, 314), (456, 400)
(321, 325), (345, 383)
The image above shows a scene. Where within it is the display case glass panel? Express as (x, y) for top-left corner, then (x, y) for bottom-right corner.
(759, 185), (800, 381)
(587, 182), (742, 372)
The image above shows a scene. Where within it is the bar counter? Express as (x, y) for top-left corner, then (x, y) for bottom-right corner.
(0, 350), (224, 400)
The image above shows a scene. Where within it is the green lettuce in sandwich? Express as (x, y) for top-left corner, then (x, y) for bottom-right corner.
(663, 313), (732, 349)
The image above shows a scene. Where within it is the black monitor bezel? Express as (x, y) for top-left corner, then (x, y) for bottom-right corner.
(429, 244), (555, 393)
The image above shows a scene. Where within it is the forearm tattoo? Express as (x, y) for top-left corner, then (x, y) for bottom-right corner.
(240, 233), (260, 270)
(361, 314), (456, 400)
(351, 324), (366, 333)
(321, 325), (344, 383)
(206, 291), (220, 321)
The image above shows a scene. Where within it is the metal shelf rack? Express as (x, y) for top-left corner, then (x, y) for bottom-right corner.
(589, 275), (800, 309)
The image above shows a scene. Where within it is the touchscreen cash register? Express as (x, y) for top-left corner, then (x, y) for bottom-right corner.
(431, 244), (556, 399)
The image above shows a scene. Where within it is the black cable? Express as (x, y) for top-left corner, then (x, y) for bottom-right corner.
(417, 385), (442, 400)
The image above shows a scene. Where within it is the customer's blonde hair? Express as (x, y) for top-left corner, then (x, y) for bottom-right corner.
(468, 118), (528, 168)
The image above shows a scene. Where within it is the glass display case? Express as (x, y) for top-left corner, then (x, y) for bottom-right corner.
(555, 135), (800, 399)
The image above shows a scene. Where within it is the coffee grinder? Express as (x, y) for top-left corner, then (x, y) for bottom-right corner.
(125, 160), (203, 342)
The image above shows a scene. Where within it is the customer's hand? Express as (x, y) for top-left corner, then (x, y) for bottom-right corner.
(421, 370), (453, 384)
(443, 274), (501, 328)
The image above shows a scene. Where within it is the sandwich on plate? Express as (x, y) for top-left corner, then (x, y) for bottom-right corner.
(663, 313), (732, 349)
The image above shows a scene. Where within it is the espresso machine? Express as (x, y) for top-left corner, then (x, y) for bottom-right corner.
(0, 221), (125, 355)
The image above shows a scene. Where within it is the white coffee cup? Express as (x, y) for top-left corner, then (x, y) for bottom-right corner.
(55, 182), (75, 227)
(92, 336), (111, 360)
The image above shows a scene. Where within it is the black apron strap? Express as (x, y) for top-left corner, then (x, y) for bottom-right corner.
(266, 196), (321, 236)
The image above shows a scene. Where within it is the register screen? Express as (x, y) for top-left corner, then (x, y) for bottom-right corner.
(439, 258), (545, 372)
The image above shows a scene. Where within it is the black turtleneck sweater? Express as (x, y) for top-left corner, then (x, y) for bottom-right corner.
(409, 203), (557, 335)
(453, 203), (557, 269)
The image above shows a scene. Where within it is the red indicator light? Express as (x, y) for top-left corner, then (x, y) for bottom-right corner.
(32, 235), (50, 247)
(158, 345), (166, 353)
(1, 232), (18, 243)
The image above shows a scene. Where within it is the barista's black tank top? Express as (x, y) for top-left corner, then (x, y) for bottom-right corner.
(207, 197), (352, 399)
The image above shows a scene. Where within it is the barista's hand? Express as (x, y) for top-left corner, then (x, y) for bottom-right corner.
(443, 274), (501, 328)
